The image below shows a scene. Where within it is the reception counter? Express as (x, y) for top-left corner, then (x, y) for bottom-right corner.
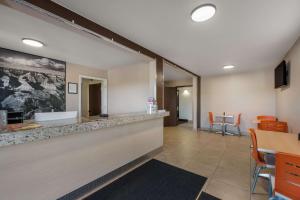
(0, 111), (168, 147)
(0, 112), (168, 200)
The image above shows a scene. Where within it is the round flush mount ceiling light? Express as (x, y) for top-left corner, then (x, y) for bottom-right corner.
(183, 89), (190, 96)
(191, 4), (216, 22)
(22, 38), (44, 47)
(223, 65), (235, 69)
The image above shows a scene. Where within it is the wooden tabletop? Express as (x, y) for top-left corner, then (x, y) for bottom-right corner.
(256, 130), (300, 155)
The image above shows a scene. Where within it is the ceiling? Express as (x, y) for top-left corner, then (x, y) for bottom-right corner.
(0, 5), (151, 70)
(164, 62), (192, 81)
(53, 0), (300, 76)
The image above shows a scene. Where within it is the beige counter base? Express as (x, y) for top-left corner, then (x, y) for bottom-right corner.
(0, 118), (163, 200)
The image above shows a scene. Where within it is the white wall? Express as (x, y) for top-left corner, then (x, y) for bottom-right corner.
(108, 62), (154, 114)
(66, 63), (107, 113)
(178, 87), (193, 121)
(276, 37), (300, 133)
(81, 79), (89, 117)
(148, 60), (157, 99)
(201, 69), (276, 133)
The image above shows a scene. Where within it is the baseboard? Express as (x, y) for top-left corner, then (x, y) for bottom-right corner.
(57, 147), (163, 200)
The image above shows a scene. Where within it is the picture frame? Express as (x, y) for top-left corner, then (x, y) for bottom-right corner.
(68, 82), (78, 94)
(0, 47), (66, 119)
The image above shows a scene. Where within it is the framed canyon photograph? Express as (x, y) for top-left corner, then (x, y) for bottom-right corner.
(0, 47), (66, 119)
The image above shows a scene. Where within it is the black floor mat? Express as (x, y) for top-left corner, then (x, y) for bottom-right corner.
(84, 159), (207, 200)
(199, 192), (221, 200)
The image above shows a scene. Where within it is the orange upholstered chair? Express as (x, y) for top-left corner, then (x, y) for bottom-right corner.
(270, 152), (300, 199)
(209, 112), (214, 128)
(275, 121), (288, 133)
(226, 113), (242, 136)
(257, 116), (277, 130)
(249, 129), (274, 193)
(235, 113), (241, 136)
(257, 115), (277, 122)
(249, 129), (265, 166)
(259, 121), (288, 133)
(208, 112), (222, 132)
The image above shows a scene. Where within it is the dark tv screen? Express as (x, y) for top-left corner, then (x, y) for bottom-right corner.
(275, 60), (287, 88)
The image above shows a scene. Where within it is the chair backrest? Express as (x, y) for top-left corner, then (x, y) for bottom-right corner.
(275, 152), (300, 199)
(209, 112), (213, 125)
(275, 121), (288, 133)
(248, 129), (264, 165)
(259, 121), (288, 133)
(257, 115), (277, 121)
(257, 116), (277, 129)
(236, 113), (241, 126)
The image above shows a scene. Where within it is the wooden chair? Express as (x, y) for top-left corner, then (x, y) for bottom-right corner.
(248, 129), (275, 193)
(270, 152), (300, 199)
(259, 121), (288, 133)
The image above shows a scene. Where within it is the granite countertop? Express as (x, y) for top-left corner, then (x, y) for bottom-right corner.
(0, 111), (169, 148)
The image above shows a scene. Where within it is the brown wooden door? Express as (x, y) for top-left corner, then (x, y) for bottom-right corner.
(89, 83), (101, 116)
(164, 87), (178, 126)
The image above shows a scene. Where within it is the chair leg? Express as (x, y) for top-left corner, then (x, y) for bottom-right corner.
(222, 124), (225, 136)
(252, 163), (257, 178)
(252, 166), (261, 193)
(268, 177), (273, 198)
(237, 126), (241, 136)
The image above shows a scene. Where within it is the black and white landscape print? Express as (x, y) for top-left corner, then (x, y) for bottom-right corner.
(0, 48), (66, 119)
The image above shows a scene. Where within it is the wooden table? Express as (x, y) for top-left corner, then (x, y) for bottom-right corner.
(256, 130), (300, 155)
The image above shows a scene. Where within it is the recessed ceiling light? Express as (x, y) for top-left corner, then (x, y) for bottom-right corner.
(22, 38), (44, 47)
(191, 4), (216, 22)
(223, 65), (235, 69)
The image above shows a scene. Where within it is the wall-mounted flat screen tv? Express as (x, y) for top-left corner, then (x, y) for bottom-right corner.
(275, 60), (288, 88)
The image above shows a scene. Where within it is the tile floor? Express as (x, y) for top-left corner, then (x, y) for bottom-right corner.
(155, 126), (269, 200)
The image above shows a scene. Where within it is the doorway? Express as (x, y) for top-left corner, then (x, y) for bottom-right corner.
(80, 76), (107, 118)
(163, 86), (193, 127)
(177, 86), (193, 127)
(163, 61), (196, 129)
(89, 83), (101, 116)
(164, 87), (178, 126)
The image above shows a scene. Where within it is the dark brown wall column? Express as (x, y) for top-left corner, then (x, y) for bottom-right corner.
(156, 57), (164, 109)
(197, 76), (201, 129)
